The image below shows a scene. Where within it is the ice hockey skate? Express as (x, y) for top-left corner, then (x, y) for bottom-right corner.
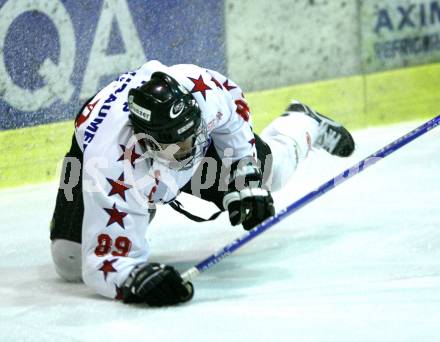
(284, 100), (355, 157)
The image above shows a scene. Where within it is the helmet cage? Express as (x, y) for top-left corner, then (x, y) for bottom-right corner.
(137, 120), (209, 170)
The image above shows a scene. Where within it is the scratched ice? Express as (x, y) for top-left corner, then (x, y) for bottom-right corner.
(1, 121), (439, 341)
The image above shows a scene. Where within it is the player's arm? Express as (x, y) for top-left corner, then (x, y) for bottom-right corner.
(206, 70), (275, 230)
(81, 158), (192, 306)
(206, 69), (256, 163)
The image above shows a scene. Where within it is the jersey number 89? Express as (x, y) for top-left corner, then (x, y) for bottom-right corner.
(94, 234), (132, 257)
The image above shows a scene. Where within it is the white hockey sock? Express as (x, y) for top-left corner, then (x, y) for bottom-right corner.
(260, 112), (320, 191)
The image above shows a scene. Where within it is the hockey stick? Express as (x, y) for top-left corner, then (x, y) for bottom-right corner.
(181, 115), (440, 283)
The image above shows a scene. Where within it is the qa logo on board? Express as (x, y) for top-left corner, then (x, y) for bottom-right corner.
(0, 0), (145, 113)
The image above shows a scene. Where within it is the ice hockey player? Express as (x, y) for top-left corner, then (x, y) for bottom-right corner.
(50, 60), (355, 307)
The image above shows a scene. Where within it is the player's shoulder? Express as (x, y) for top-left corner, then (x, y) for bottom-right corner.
(167, 63), (218, 84)
(129, 60), (207, 82)
(168, 63), (204, 73)
(74, 82), (134, 153)
(135, 60), (169, 79)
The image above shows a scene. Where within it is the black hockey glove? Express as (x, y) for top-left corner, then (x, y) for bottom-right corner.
(122, 263), (194, 307)
(223, 161), (275, 230)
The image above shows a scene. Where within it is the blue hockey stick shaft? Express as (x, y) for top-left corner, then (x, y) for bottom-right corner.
(181, 115), (440, 282)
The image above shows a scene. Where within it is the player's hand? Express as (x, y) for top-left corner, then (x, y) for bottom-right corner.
(122, 263), (193, 306)
(223, 161), (275, 230)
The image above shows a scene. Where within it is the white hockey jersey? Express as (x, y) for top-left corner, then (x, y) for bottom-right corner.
(74, 60), (256, 299)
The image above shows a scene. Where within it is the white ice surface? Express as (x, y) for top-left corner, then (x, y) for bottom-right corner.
(0, 121), (439, 342)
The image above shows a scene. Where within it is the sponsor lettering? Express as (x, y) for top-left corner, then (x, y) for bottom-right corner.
(83, 76), (133, 150)
(373, 1), (440, 60)
(374, 2), (440, 33)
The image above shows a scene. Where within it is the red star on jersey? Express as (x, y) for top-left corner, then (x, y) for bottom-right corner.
(248, 138), (256, 158)
(99, 259), (118, 281)
(117, 144), (141, 168)
(104, 203), (128, 229)
(188, 75), (211, 100)
(222, 79), (237, 91)
(107, 173), (132, 201)
(75, 99), (99, 128)
(147, 170), (161, 203)
(235, 99), (250, 122)
(211, 76), (223, 89)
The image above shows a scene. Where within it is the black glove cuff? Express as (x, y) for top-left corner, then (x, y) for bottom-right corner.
(228, 159), (263, 192)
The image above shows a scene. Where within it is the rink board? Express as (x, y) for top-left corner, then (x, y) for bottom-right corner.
(0, 0), (225, 130)
(1, 62), (439, 188)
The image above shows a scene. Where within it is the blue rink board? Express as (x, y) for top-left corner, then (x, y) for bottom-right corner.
(0, 0), (225, 130)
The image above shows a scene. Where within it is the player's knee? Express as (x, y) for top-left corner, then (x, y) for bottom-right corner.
(51, 239), (82, 282)
(263, 135), (299, 191)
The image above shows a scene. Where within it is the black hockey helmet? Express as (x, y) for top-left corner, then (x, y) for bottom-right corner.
(128, 72), (201, 144)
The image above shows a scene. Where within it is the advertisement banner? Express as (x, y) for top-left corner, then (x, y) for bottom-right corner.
(362, 0), (440, 72)
(0, 0), (225, 130)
